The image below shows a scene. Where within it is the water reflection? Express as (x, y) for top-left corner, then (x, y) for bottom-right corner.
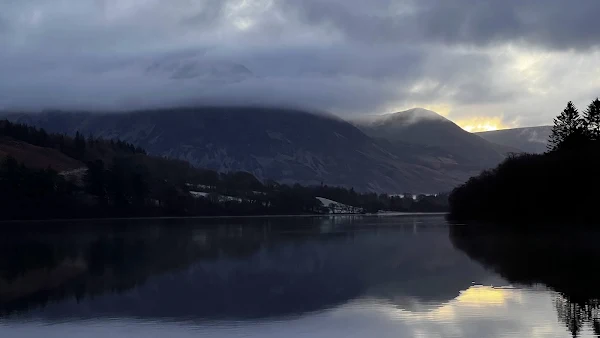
(451, 225), (600, 337)
(3, 216), (598, 337)
(0, 215), (496, 321)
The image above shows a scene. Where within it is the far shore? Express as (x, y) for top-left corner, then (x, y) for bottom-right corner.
(0, 212), (448, 224)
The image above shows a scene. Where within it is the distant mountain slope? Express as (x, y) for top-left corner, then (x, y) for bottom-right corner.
(353, 108), (508, 168)
(7, 107), (467, 193)
(0, 137), (83, 172)
(476, 126), (552, 154)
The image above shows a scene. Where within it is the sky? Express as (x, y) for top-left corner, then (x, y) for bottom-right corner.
(1, 1), (600, 131)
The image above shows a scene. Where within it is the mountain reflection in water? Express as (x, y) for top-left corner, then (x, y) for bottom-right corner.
(0, 216), (492, 320)
(0, 215), (598, 338)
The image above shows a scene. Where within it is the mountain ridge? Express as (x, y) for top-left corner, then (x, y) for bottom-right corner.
(5, 106), (551, 192)
(352, 108), (509, 168)
(5, 107), (469, 193)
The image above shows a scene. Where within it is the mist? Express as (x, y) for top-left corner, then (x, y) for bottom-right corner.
(2, 0), (600, 126)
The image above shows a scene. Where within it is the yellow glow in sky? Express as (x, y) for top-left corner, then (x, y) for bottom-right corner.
(456, 116), (510, 132)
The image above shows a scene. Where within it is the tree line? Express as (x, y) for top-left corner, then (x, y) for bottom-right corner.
(0, 120), (448, 220)
(0, 120), (146, 161)
(448, 98), (600, 223)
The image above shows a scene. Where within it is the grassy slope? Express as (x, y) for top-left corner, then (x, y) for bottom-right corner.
(0, 137), (84, 172)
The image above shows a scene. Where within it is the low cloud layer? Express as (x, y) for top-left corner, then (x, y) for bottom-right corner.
(2, 0), (600, 128)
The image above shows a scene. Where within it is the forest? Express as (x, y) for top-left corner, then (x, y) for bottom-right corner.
(448, 99), (600, 224)
(0, 120), (448, 220)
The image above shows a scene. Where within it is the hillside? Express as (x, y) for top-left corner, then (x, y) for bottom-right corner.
(0, 119), (450, 220)
(476, 126), (552, 154)
(7, 107), (469, 193)
(0, 137), (83, 172)
(353, 108), (509, 168)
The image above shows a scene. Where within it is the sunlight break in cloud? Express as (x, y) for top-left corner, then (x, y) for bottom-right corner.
(457, 116), (514, 133)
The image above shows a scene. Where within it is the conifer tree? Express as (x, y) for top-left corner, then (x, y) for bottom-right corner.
(549, 101), (582, 151)
(583, 98), (600, 140)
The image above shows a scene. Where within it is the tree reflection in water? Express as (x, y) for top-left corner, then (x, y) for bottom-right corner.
(0, 217), (293, 316)
(451, 224), (600, 337)
(0, 215), (490, 321)
(555, 297), (600, 337)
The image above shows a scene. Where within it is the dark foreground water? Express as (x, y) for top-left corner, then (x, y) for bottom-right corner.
(0, 215), (598, 337)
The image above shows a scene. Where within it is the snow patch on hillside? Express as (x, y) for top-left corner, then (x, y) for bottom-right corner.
(316, 197), (363, 214)
(189, 191), (243, 203)
(189, 191), (210, 198)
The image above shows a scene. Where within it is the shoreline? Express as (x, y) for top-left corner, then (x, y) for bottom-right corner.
(0, 212), (448, 224)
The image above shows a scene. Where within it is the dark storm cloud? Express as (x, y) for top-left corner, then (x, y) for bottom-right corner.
(282, 0), (600, 51)
(421, 0), (600, 50)
(0, 0), (599, 126)
(0, 42), (506, 114)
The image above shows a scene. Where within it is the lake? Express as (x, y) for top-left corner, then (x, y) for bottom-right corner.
(0, 215), (598, 337)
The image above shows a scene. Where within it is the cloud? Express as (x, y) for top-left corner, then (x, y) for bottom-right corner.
(280, 0), (600, 51)
(1, 0), (600, 127)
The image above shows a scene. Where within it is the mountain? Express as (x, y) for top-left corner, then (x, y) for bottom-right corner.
(6, 107), (470, 193)
(352, 108), (509, 168)
(476, 126), (552, 154)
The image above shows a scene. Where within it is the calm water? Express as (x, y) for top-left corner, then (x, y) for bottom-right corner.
(0, 215), (598, 337)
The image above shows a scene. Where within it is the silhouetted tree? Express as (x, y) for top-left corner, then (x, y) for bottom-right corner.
(107, 158), (129, 208)
(131, 171), (149, 206)
(449, 98), (600, 223)
(85, 160), (107, 204)
(87, 134), (95, 148)
(549, 101), (583, 151)
(583, 98), (600, 141)
(74, 131), (86, 159)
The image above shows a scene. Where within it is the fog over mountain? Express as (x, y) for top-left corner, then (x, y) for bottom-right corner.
(2, 1), (600, 126)
(477, 126), (552, 154)
(353, 108), (509, 167)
